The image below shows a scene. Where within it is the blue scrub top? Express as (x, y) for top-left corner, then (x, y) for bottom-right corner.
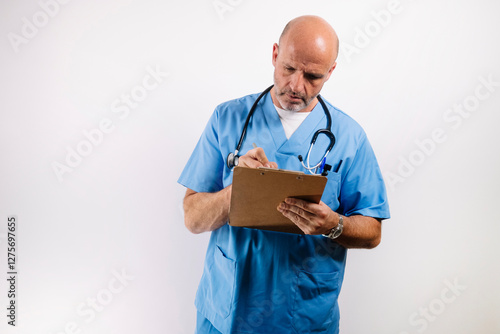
(178, 91), (390, 334)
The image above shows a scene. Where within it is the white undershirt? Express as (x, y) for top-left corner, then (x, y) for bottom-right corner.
(274, 105), (310, 139)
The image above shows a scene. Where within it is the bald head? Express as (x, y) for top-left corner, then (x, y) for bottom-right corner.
(279, 15), (339, 66)
(271, 16), (339, 112)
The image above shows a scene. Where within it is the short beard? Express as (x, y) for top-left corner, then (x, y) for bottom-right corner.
(275, 87), (314, 112)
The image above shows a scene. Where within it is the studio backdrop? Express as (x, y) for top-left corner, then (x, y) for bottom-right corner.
(1, 0), (499, 333)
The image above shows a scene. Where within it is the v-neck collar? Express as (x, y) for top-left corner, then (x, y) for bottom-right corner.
(261, 92), (327, 155)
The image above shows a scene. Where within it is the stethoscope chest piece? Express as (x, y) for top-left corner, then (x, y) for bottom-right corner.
(226, 85), (336, 175)
(227, 152), (239, 169)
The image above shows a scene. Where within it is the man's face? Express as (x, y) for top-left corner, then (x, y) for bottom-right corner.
(272, 42), (336, 112)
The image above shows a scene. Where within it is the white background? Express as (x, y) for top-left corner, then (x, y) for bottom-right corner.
(1, 0), (499, 333)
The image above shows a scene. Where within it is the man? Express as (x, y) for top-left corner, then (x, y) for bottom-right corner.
(178, 15), (390, 333)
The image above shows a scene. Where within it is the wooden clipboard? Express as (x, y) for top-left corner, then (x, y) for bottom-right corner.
(229, 166), (327, 234)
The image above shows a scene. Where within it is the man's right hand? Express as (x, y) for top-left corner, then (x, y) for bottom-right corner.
(183, 147), (277, 234)
(237, 147), (278, 169)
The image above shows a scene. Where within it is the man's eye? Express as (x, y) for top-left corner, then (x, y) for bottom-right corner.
(305, 74), (322, 80)
(285, 66), (295, 72)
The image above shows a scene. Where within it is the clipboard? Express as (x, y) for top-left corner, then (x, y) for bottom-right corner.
(229, 166), (328, 234)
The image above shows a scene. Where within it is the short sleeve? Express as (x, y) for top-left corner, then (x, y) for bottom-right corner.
(177, 108), (225, 193)
(338, 134), (390, 219)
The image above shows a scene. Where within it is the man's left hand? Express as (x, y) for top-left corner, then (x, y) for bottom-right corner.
(277, 198), (339, 235)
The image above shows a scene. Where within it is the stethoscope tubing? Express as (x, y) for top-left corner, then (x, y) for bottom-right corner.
(227, 85), (336, 173)
(234, 85), (274, 155)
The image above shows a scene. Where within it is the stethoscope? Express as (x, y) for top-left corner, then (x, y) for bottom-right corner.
(227, 85), (336, 175)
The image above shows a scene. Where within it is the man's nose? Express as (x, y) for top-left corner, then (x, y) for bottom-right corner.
(289, 72), (304, 94)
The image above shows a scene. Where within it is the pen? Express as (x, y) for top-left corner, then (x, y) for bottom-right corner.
(319, 157), (327, 174)
(334, 160), (343, 173)
(252, 143), (257, 149)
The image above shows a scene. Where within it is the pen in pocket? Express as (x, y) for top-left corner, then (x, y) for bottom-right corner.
(334, 160), (343, 173)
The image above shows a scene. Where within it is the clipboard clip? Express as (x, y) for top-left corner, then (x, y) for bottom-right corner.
(257, 167), (305, 175)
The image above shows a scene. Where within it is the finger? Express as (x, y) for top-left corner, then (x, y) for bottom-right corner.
(239, 147), (278, 169)
(280, 208), (317, 234)
(249, 147), (270, 166)
(278, 200), (331, 235)
(278, 201), (318, 229)
(266, 161), (278, 169)
(284, 198), (318, 215)
(278, 202), (308, 228)
(285, 199), (331, 222)
(237, 148), (264, 168)
(279, 201), (311, 219)
(238, 154), (265, 168)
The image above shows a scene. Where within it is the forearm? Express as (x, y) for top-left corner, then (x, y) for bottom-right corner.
(183, 186), (232, 234)
(335, 215), (382, 249)
(277, 198), (383, 249)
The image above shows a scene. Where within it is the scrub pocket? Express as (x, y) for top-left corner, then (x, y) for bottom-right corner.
(200, 245), (236, 319)
(322, 172), (341, 209)
(292, 270), (340, 333)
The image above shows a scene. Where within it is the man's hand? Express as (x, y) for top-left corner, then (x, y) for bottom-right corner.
(277, 198), (337, 235)
(277, 198), (383, 249)
(238, 147), (278, 169)
(183, 148), (277, 234)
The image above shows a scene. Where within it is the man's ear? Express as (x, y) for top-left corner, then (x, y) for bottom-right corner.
(272, 43), (279, 67)
(325, 61), (337, 81)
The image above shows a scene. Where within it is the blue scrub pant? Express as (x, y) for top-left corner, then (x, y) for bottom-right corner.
(195, 311), (222, 334)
